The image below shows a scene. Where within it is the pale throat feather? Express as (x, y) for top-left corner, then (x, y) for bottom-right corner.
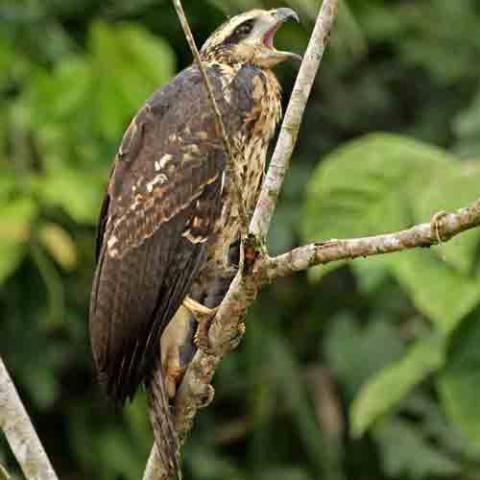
(202, 65), (282, 275)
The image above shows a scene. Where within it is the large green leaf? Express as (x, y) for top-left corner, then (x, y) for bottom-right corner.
(302, 133), (453, 280)
(303, 133), (453, 242)
(414, 160), (480, 274)
(437, 315), (480, 452)
(26, 57), (91, 125)
(23, 58), (96, 172)
(0, 33), (14, 89)
(374, 418), (460, 479)
(89, 21), (175, 141)
(350, 333), (445, 437)
(0, 197), (37, 283)
(454, 86), (480, 156)
(23, 22), (175, 172)
(39, 222), (77, 270)
(269, 335), (337, 478)
(36, 169), (104, 224)
(324, 313), (404, 396)
(388, 249), (480, 334)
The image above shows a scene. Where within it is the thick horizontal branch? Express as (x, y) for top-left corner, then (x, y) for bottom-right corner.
(0, 357), (59, 480)
(267, 200), (480, 280)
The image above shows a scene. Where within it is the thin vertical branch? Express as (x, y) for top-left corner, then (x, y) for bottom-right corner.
(172, 0), (249, 234)
(0, 357), (59, 480)
(249, 0), (338, 239)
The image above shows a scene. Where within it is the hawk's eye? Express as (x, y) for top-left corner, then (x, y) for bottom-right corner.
(232, 20), (254, 38)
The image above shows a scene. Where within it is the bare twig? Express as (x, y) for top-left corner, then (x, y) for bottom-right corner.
(249, 0), (337, 239)
(172, 0), (249, 234)
(266, 199), (480, 280)
(0, 357), (59, 480)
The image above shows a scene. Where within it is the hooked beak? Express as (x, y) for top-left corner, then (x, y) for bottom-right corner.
(260, 8), (302, 65)
(272, 7), (300, 24)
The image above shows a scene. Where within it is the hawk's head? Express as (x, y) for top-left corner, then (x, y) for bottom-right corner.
(200, 8), (301, 68)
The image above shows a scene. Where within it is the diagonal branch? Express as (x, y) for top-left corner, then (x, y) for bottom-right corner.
(0, 357), (59, 480)
(249, 0), (337, 239)
(172, 0), (249, 234)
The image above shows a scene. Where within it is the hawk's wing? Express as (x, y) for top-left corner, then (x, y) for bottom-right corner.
(89, 65), (249, 403)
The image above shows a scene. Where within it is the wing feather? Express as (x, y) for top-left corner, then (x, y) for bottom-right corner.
(90, 66), (227, 403)
(89, 63), (264, 403)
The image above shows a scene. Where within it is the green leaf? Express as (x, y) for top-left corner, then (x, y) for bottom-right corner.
(39, 222), (77, 270)
(351, 255), (391, 295)
(373, 418), (460, 479)
(388, 249), (480, 334)
(302, 133), (453, 280)
(454, 86), (480, 156)
(269, 335), (333, 477)
(36, 169), (103, 224)
(324, 313), (404, 395)
(303, 133), (453, 240)
(350, 333), (445, 437)
(0, 34), (14, 89)
(89, 21), (175, 141)
(0, 197), (37, 283)
(415, 160), (480, 274)
(437, 315), (480, 452)
(22, 363), (59, 409)
(0, 168), (17, 202)
(257, 466), (313, 480)
(26, 57), (91, 124)
(187, 446), (244, 480)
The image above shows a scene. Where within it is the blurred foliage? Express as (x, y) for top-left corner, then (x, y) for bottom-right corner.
(1, 0), (480, 479)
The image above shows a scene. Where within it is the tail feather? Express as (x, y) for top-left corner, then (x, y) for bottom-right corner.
(146, 367), (181, 479)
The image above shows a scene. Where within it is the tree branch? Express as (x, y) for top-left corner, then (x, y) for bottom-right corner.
(249, 0), (337, 239)
(266, 200), (480, 280)
(0, 357), (59, 480)
(172, 0), (249, 234)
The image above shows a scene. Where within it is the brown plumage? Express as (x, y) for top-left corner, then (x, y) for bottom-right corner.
(89, 7), (299, 478)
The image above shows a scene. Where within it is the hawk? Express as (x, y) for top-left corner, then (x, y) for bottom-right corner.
(89, 7), (299, 477)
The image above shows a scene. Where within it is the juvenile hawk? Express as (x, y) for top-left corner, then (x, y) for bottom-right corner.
(90, 7), (299, 477)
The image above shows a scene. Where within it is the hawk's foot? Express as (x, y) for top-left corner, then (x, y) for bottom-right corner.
(165, 364), (184, 399)
(183, 296), (218, 353)
(183, 296), (218, 323)
(193, 314), (215, 353)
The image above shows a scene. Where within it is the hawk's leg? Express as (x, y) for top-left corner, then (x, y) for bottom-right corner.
(160, 305), (196, 398)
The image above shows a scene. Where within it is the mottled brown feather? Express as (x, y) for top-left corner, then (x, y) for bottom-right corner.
(90, 37), (282, 479)
(89, 63), (265, 403)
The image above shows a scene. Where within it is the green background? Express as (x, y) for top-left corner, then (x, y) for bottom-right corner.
(2, 0), (480, 478)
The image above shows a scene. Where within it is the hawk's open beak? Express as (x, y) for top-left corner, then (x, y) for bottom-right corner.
(260, 8), (302, 64)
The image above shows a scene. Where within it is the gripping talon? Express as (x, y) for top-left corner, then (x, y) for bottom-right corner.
(194, 316), (215, 353)
(183, 296), (218, 353)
